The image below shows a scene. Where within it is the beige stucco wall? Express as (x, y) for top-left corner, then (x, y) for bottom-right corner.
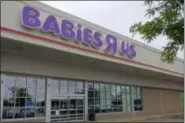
(138, 88), (163, 115)
(1, 1), (184, 77)
(162, 89), (182, 114)
(136, 88), (183, 116)
(1, 51), (183, 90)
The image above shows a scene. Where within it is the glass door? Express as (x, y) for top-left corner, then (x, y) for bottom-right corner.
(50, 96), (84, 122)
(49, 79), (85, 122)
(50, 97), (68, 122)
(68, 96), (84, 121)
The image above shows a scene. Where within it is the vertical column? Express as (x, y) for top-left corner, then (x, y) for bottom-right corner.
(0, 74), (5, 122)
(84, 82), (88, 121)
(45, 78), (51, 122)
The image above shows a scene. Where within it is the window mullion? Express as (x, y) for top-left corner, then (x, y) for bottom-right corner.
(25, 77), (27, 118)
(35, 78), (38, 118)
(14, 76), (17, 119)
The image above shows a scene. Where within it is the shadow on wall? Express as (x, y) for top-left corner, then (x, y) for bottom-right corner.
(180, 91), (184, 109)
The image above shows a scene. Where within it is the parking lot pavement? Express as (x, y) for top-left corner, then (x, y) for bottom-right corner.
(138, 116), (184, 122)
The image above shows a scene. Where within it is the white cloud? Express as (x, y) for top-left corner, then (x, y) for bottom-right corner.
(40, 1), (184, 59)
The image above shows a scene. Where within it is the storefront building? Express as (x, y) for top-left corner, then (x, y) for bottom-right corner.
(0, 1), (184, 122)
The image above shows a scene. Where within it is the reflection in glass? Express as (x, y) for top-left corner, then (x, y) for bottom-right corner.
(88, 91), (94, 98)
(95, 107), (100, 113)
(88, 82), (143, 114)
(2, 108), (14, 119)
(69, 98), (76, 115)
(121, 86), (126, 93)
(107, 105), (112, 112)
(106, 84), (111, 91)
(27, 78), (37, 88)
(50, 79), (59, 96)
(60, 110), (67, 115)
(36, 108), (45, 117)
(111, 85), (116, 98)
(88, 98), (94, 105)
(16, 88), (27, 97)
(106, 91), (111, 98)
(125, 86), (130, 94)
(37, 78), (45, 89)
(69, 98), (76, 109)
(94, 83), (99, 90)
(3, 76), (15, 108)
(100, 84), (105, 90)
(88, 83), (94, 90)
(3, 75), (46, 120)
(94, 83), (100, 98)
(60, 99), (67, 109)
(25, 98), (36, 107)
(131, 86), (137, 94)
(37, 89), (45, 98)
(77, 99), (83, 109)
(27, 87), (36, 99)
(100, 84), (106, 98)
(95, 90), (100, 98)
(95, 97), (100, 113)
(26, 108), (35, 118)
(76, 81), (84, 94)
(60, 80), (68, 95)
(15, 98), (26, 107)
(68, 80), (76, 95)
(106, 98), (112, 112)
(36, 98), (45, 107)
(100, 98), (106, 112)
(14, 108), (25, 118)
(126, 94), (131, 112)
(51, 99), (60, 110)
(4, 76), (16, 99)
(116, 85), (121, 98)
(122, 91), (127, 112)
(16, 77), (26, 88)
(3, 99), (14, 108)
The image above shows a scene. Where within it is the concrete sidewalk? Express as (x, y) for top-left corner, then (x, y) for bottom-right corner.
(98, 113), (184, 122)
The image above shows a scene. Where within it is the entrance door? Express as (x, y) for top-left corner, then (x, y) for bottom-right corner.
(50, 96), (84, 122)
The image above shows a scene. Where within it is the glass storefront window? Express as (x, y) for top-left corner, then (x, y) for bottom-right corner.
(116, 85), (121, 99)
(132, 86), (143, 111)
(76, 81), (84, 94)
(60, 80), (68, 95)
(51, 79), (60, 96)
(106, 84), (111, 92)
(2, 75), (46, 120)
(2, 74), (143, 121)
(87, 82), (143, 114)
(68, 80), (76, 95)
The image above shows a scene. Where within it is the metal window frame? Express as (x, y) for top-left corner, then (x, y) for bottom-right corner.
(1, 73), (143, 122)
(1, 74), (46, 122)
(0, 74), (5, 122)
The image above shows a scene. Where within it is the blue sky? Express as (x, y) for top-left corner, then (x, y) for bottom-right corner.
(40, 1), (184, 59)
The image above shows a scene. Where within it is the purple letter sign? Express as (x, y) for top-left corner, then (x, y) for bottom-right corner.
(21, 6), (137, 59)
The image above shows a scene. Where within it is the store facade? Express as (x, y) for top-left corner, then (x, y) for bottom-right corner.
(1, 1), (184, 122)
